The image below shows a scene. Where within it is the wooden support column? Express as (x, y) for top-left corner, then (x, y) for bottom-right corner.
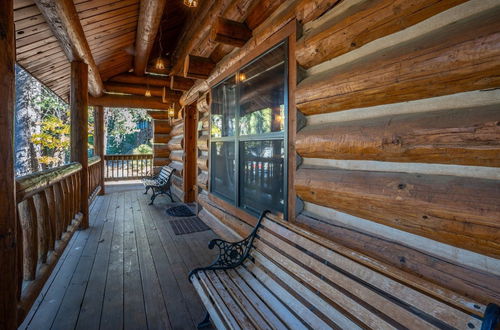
(0, 0), (18, 328)
(94, 105), (105, 195)
(70, 61), (89, 229)
(183, 105), (196, 203)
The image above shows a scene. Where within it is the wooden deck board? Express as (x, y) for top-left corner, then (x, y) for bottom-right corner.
(20, 183), (218, 330)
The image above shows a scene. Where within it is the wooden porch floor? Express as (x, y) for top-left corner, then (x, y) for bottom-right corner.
(20, 182), (218, 330)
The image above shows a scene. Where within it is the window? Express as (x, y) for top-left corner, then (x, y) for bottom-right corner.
(210, 42), (287, 216)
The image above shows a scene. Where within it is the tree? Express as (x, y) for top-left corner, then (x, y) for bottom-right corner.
(105, 108), (152, 154)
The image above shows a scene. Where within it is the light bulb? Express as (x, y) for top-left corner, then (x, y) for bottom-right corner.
(145, 89), (151, 97)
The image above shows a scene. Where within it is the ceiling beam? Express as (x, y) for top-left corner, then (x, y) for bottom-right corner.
(34, 0), (104, 97)
(109, 72), (170, 87)
(89, 94), (171, 110)
(134, 0), (167, 76)
(183, 55), (215, 79)
(104, 82), (181, 100)
(210, 17), (252, 48)
(170, 75), (195, 91)
(170, 0), (234, 75)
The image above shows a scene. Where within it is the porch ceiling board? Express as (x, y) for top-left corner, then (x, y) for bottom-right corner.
(14, 2), (71, 102)
(76, 0), (140, 85)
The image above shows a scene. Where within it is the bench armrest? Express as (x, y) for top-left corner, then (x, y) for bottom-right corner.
(188, 210), (270, 281)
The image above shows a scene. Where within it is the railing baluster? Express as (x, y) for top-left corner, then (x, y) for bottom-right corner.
(33, 192), (49, 264)
(18, 198), (38, 281)
(45, 186), (56, 250)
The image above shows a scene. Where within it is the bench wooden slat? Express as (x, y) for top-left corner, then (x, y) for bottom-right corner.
(252, 239), (395, 329)
(198, 272), (241, 329)
(235, 267), (305, 330)
(215, 271), (272, 330)
(252, 251), (362, 329)
(272, 217), (487, 316)
(243, 261), (334, 330)
(255, 233), (440, 329)
(226, 269), (287, 330)
(205, 271), (256, 329)
(192, 275), (229, 330)
(261, 219), (482, 329)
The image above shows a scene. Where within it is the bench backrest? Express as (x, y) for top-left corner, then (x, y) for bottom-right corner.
(158, 166), (174, 184)
(245, 216), (486, 329)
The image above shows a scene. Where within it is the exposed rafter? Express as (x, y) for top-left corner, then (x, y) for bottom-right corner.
(134, 0), (167, 76)
(104, 82), (181, 100)
(34, 0), (104, 97)
(109, 73), (171, 87)
(89, 94), (171, 111)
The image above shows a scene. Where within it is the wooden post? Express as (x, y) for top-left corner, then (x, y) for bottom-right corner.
(70, 61), (89, 229)
(0, 0), (18, 328)
(94, 105), (105, 195)
(183, 105), (197, 203)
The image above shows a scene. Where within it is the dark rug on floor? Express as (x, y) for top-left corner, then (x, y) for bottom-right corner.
(166, 205), (195, 217)
(169, 217), (210, 235)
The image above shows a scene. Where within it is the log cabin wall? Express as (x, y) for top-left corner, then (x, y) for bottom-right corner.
(183, 0), (500, 306)
(168, 109), (186, 201)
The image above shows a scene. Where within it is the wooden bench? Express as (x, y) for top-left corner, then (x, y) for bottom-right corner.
(142, 165), (175, 205)
(189, 211), (500, 329)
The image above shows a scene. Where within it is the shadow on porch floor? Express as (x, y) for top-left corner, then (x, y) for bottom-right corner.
(20, 182), (218, 330)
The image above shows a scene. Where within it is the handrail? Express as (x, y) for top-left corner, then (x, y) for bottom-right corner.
(15, 163), (84, 323)
(88, 156), (102, 204)
(104, 154), (153, 181)
(16, 162), (82, 201)
(88, 155), (101, 166)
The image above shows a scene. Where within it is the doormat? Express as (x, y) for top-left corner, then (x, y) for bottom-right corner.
(166, 205), (195, 217)
(169, 217), (210, 235)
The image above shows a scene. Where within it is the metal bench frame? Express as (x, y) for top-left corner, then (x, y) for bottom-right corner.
(189, 210), (500, 330)
(142, 165), (175, 205)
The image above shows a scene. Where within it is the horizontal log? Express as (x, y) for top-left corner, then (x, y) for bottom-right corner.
(109, 73), (170, 87)
(148, 111), (170, 120)
(167, 135), (184, 151)
(169, 160), (184, 175)
(170, 150), (184, 162)
(197, 135), (209, 151)
(197, 171), (208, 188)
(196, 91), (210, 113)
(153, 120), (171, 134)
(154, 133), (170, 144)
(198, 193), (252, 239)
(170, 123), (184, 136)
(183, 55), (215, 79)
(104, 82), (181, 100)
(89, 94), (170, 110)
(296, 105), (500, 167)
(153, 144), (171, 158)
(171, 183), (184, 202)
(200, 116), (209, 130)
(296, 0), (468, 68)
(170, 75), (195, 91)
(296, 9), (500, 115)
(153, 157), (170, 167)
(210, 17), (252, 48)
(295, 214), (500, 307)
(16, 163), (82, 201)
(197, 155), (208, 171)
(295, 167), (500, 257)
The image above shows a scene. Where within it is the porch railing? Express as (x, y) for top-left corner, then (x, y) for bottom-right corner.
(15, 163), (83, 321)
(88, 156), (102, 204)
(104, 154), (153, 181)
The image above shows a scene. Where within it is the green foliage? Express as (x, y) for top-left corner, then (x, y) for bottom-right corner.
(30, 88), (71, 166)
(106, 108), (152, 155)
(133, 144), (153, 154)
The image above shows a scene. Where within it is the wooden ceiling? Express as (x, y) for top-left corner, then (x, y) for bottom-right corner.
(13, 0), (189, 102)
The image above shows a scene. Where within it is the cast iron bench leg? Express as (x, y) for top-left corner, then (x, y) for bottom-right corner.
(197, 312), (210, 329)
(149, 188), (157, 205)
